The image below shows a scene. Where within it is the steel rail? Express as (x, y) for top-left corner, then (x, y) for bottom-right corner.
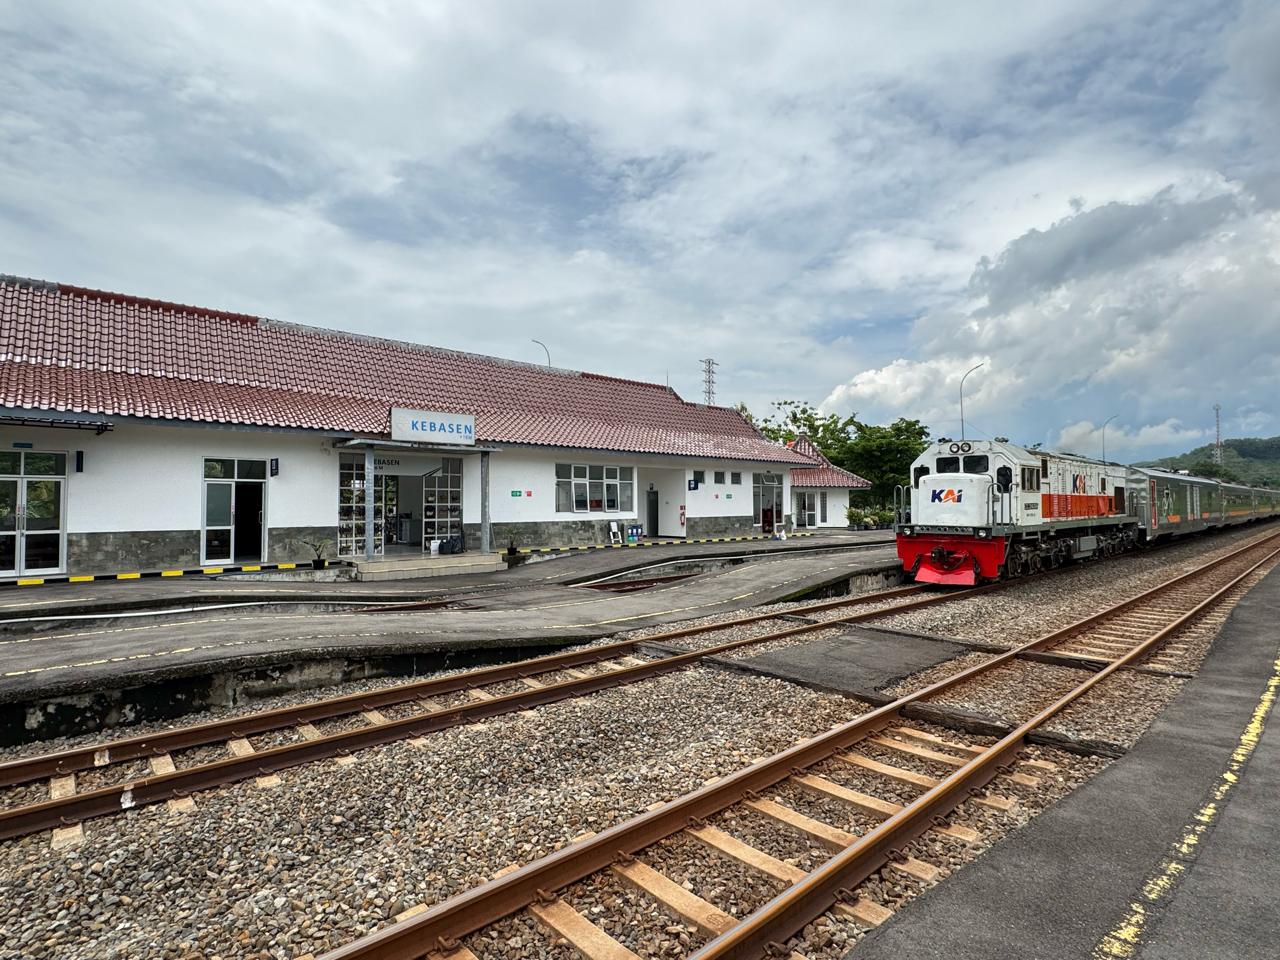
(0, 581), (1002, 839)
(0, 583), (929, 789)
(313, 529), (1280, 960)
(689, 536), (1280, 960)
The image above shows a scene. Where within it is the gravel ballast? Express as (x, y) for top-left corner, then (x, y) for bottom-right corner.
(0, 667), (864, 960)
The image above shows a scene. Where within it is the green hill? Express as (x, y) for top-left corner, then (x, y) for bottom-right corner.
(1138, 436), (1280, 487)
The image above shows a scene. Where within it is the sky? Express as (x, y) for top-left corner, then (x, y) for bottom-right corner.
(1, 0), (1277, 462)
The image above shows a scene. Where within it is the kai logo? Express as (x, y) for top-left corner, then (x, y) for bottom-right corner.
(930, 489), (963, 504)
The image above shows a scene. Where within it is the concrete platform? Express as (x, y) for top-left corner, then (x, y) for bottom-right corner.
(0, 534), (899, 717)
(847, 564), (1280, 960)
(353, 553), (506, 580)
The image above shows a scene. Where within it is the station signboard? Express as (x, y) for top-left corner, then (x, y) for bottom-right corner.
(390, 408), (476, 445)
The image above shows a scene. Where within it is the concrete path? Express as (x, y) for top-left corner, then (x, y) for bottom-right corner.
(0, 538), (898, 704)
(849, 566), (1280, 960)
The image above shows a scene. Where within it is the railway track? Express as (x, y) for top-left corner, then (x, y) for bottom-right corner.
(309, 529), (1280, 960)
(0, 579), (992, 842)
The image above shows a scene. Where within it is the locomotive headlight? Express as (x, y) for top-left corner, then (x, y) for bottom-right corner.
(901, 526), (913, 536)
(975, 528), (990, 539)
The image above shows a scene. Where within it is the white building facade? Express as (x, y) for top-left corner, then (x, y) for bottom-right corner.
(787, 435), (871, 530)
(0, 276), (815, 578)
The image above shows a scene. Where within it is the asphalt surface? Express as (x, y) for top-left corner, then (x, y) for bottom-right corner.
(720, 625), (967, 699)
(849, 564), (1280, 960)
(0, 533), (899, 704)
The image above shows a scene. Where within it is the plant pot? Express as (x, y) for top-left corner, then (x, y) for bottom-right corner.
(311, 558), (326, 570)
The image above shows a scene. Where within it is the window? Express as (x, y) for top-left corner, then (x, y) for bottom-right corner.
(203, 458), (265, 480)
(963, 455), (989, 473)
(714, 471), (725, 484)
(692, 470), (706, 485)
(996, 466), (1012, 492)
(913, 466), (930, 488)
(936, 456), (960, 473)
(819, 491), (828, 523)
(730, 472), (742, 485)
(555, 463), (634, 513)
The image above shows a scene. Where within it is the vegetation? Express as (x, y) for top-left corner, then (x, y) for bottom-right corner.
(1139, 436), (1280, 487)
(744, 400), (931, 506)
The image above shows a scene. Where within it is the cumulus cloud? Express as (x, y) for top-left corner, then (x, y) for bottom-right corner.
(0, 0), (1275, 458)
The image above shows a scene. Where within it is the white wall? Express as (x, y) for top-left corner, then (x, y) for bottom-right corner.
(0, 421), (336, 535)
(635, 466), (684, 537)
(794, 486), (853, 528)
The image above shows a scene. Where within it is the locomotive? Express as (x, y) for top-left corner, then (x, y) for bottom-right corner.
(894, 438), (1280, 585)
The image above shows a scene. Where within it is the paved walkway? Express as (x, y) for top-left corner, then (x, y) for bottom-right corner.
(0, 534), (898, 704)
(850, 565), (1280, 960)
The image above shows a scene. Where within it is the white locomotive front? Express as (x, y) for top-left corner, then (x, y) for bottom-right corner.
(895, 439), (1132, 584)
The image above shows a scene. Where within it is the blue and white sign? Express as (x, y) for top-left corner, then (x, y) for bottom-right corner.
(390, 407), (477, 445)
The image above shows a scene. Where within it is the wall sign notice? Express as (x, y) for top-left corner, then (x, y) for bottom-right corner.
(390, 407), (476, 445)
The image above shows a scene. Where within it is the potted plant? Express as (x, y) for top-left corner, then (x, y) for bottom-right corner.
(294, 537), (332, 570)
(846, 506), (868, 530)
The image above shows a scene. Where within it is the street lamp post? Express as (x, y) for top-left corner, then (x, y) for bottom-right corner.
(959, 362), (985, 442)
(1101, 414), (1118, 463)
(531, 339), (551, 368)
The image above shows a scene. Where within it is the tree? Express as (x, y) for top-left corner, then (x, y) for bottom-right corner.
(1189, 459), (1241, 483)
(846, 418), (931, 506)
(753, 400), (859, 464)
(740, 399), (929, 507)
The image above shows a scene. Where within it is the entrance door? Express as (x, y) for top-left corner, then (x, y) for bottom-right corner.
(233, 481), (264, 563)
(795, 492), (816, 528)
(646, 490), (659, 536)
(202, 458), (267, 565)
(0, 451), (68, 577)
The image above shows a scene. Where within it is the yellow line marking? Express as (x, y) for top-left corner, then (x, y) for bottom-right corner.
(68, 575), (95, 583)
(277, 563), (296, 570)
(241, 565), (261, 572)
(201, 568), (224, 575)
(161, 570), (184, 577)
(116, 572), (140, 580)
(16, 578), (44, 586)
(1091, 653), (1280, 959)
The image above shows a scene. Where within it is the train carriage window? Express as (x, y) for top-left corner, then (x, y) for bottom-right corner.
(913, 466), (930, 488)
(996, 465), (1012, 492)
(936, 456), (960, 473)
(962, 455), (989, 473)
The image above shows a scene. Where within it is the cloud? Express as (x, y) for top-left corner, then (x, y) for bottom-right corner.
(0, 0), (1275, 458)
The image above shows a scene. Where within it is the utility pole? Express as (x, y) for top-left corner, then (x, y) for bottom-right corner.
(1213, 404), (1223, 466)
(1100, 414), (1117, 464)
(701, 358), (718, 405)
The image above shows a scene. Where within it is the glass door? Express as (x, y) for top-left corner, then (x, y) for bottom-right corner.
(203, 480), (234, 563)
(22, 477), (64, 573)
(0, 451), (68, 576)
(0, 477), (17, 577)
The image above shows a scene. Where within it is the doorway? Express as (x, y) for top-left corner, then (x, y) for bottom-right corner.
(202, 458), (266, 565)
(795, 491), (816, 528)
(646, 489), (659, 536)
(0, 450), (67, 576)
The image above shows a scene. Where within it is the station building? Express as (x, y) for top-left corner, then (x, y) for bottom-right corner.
(788, 435), (871, 528)
(0, 275), (819, 579)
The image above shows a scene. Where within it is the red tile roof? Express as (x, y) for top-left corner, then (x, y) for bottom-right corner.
(787, 435), (871, 488)
(0, 275), (811, 463)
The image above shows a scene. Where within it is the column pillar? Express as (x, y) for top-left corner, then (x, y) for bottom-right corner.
(480, 450), (491, 554)
(363, 447), (376, 560)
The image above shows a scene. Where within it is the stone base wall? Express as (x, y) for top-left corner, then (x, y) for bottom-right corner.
(65, 526), (339, 575)
(684, 515), (760, 539)
(268, 526), (340, 563)
(68, 531), (201, 574)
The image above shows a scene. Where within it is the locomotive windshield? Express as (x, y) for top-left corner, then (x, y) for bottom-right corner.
(936, 456), (960, 472)
(963, 455), (989, 473)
